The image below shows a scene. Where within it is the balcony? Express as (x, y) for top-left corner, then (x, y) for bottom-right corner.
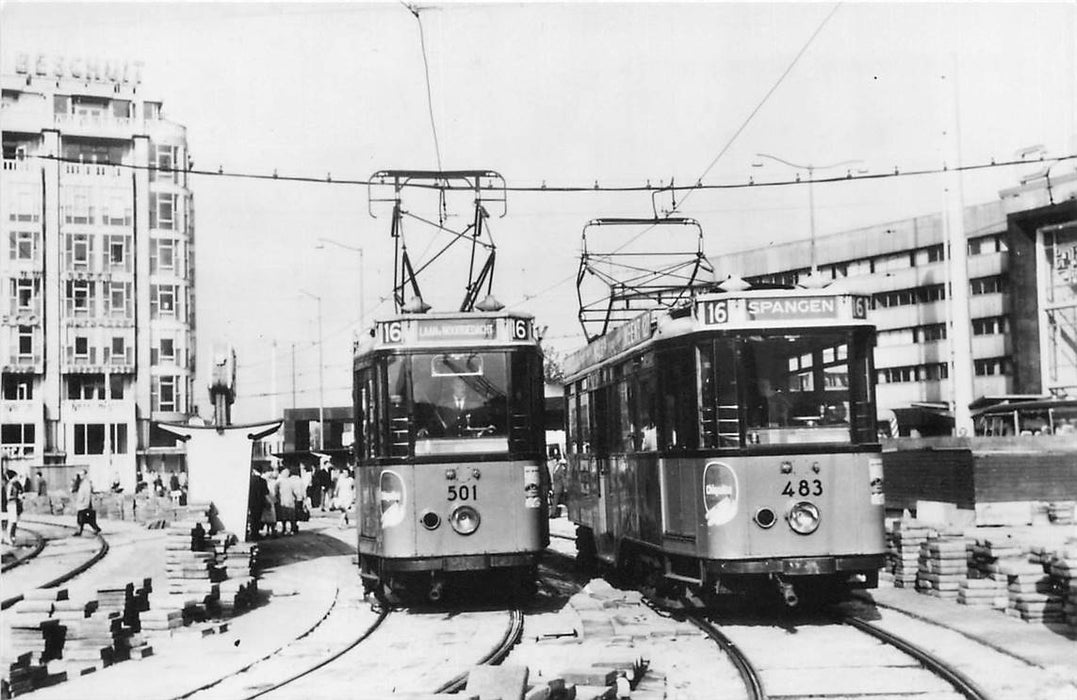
(54, 112), (136, 139)
(61, 162), (125, 179)
(0, 399), (39, 422)
(3, 354), (43, 373)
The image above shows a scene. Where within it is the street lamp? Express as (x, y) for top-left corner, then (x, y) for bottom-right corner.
(754, 153), (864, 277)
(316, 237), (366, 334)
(298, 289), (324, 451)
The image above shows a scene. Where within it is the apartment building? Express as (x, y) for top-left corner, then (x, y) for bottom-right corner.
(718, 170), (1077, 430)
(1, 54), (195, 488)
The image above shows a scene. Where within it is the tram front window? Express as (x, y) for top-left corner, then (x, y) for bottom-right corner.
(413, 352), (508, 455)
(699, 331), (874, 447)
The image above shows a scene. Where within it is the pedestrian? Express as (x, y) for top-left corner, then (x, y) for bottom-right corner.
(73, 469), (101, 536)
(275, 466), (302, 535)
(314, 462), (332, 511)
(3, 470), (24, 544)
(34, 470), (51, 514)
(274, 467), (295, 535)
(169, 471), (182, 504)
(334, 467), (355, 527)
(615, 670), (631, 700)
(247, 467), (268, 541)
(261, 469), (278, 537)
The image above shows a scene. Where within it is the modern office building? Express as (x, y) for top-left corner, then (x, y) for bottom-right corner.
(718, 169), (1077, 434)
(1, 54), (195, 488)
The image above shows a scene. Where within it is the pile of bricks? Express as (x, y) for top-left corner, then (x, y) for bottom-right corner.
(57, 597), (127, 669)
(915, 529), (968, 600)
(1055, 551), (1077, 631)
(886, 519), (931, 588)
(963, 534), (1019, 610)
(148, 503), (221, 628)
(2, 590), (67, 696)
(1001, 554), (1063, 625)
(95, 581), (155, 660)
(213, 539), (259, 616)
(1048, 502), (1075, 525)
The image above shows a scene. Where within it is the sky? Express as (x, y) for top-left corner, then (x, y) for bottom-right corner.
(2, 1), (1074, 422)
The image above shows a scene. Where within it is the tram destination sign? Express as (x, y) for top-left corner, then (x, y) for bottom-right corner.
(698, 294), (868, 325)
(378, 316), (533, 344)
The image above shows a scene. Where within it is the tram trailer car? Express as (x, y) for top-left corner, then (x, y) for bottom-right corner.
(563, 287), (887, 606)
(353, 311), (549, 603)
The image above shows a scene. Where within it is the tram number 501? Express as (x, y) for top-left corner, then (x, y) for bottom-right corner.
(700, 300), (728, 325)
(782, 480), (823, 497)
(447, 485), (477, 501)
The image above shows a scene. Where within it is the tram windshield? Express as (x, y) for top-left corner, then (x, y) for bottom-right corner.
(410, 352), (508, 455)
(698, 330), (876, 447)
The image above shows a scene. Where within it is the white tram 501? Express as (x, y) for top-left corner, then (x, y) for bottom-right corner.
(563, 284), (887, 606)
(353, 311), (549, 603)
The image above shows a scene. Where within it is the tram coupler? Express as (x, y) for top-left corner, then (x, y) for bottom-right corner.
(772, 574), (799, 608)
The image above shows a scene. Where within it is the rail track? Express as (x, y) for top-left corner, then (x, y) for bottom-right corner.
(688, 610), (990, 700)
(1, 520), (109, 610)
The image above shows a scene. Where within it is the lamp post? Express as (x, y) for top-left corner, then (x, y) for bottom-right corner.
(316, 238), (366, 333)
(298, 289), (324, 451)
(754, 153), (863, 276)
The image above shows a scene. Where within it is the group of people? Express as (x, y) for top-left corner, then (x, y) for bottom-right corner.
(247, 463), (355, 540)
(135, 468), (188, 505)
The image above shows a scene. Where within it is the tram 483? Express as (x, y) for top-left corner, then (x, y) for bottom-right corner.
(353, 311), (548, 604)
(563, 286), (887, 607)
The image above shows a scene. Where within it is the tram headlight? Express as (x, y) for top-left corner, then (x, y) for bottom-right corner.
(787, 501), (821, 535)
(449, 505), (481, 535)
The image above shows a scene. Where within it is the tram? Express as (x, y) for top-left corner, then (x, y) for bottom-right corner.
(354, 170), (548, 603)
(563, 281), (887, 606)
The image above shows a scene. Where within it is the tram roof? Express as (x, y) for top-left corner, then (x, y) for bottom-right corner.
(564, 286), (874, 380)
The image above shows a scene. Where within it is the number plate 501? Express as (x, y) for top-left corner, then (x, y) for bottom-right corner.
(447, 485), (477, 501)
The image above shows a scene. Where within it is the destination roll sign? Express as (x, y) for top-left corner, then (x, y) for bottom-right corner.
(697, 293), (868, 327)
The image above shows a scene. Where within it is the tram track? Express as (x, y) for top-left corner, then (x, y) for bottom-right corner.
(1, 525), (46, 573)
(1, 521), (109, 610)
(688, 610), (991, 700)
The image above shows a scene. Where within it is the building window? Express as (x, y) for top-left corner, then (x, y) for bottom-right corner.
(108, 282), (127, 317)
(153, 375), (178, 412)
(110, 336), (126, 364)
(9, 188), (39, 222)
(66, 188), (94, 224)
(104, 196), (131, 226)
(160, 338), (175, 363)
(74, 336), (89, 358)
(151, 192), (176, 230)
(11, 231), (36, 260)
(154, 144), (176, 183)
(14, 278), (35, 309)
(151, 238), (176, 273)
(68, 374), (106, 400)
(18, 326), (33, 356)
(917, 323), (947, 342)
(2, 375), (33, 400)
(974, 357), (1012, 376)
(74, 423), (106, 455)
(67, 279), (93, 314)
(972, 316), (1008, 336)
(110, 423), (128, 453)
(970, 275), (1006, 295)
(152, 284), (177, 318)
(1, 423), (35, 457)
(110, 375), (125, 400)
(109, 235), (126, 266)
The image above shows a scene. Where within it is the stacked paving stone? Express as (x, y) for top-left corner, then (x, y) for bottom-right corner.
(1048, 501), (1075, 525)
(1042, 543), (1077, 632)
(56, 597), (126, 671)
(963, 534), (1020, 610)
(2, 590), (66, 696)
(886, 519), (931, 588)
(151, 503), (221, 627)
(915, 528), (968, 600)
(1001, 553), (1063, 625)
(214, 539), (260, 616)
(94, 581), (155, 660)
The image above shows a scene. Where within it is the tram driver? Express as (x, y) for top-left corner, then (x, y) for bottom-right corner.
(429, 375), (496, 438)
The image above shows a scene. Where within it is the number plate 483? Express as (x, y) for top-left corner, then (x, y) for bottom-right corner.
(782, 479), (823, 497)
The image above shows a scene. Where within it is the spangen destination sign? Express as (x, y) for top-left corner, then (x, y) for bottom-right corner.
(746, 296), (838, 321)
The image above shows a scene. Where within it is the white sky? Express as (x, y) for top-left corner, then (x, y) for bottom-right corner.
(3, 1), (1074, 422)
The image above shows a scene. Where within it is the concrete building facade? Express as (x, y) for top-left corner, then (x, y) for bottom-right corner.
(1, 54), (195, 489)
(718, 170), (1077, 432)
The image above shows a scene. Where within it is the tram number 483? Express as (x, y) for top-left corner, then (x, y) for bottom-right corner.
(447, 485), (478, 501)
(782, 480), (823, 497)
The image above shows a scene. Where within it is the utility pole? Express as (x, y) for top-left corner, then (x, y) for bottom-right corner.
(941, 55), (975, 437)
(291, 342), (297, 410)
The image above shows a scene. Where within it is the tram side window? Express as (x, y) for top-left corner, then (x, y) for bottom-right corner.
(355, 367), (379, 462)
(509, 352), (543, 455)
(566, 383), (578, 454)
(634, 367), (658, 451)
(615, 374), (632, 452)
(658, 347), (698, 452)
(578, 380), (592, 454)
(386, 356), (409, 458)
